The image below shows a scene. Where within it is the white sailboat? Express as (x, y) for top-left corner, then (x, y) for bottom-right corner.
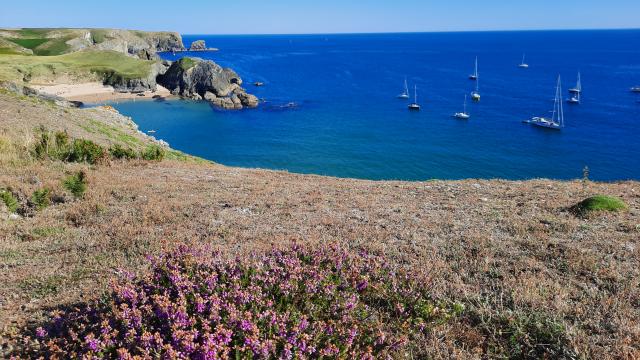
(454, 95), (470, 119)
(408, 85), (420, 111)
(569, 72), (582, 94)
(471, 76), (481, 102)
(518, 54), (529, 68)
(523, 75), (565, 130)
(567, 92), (580, 104)
(397, 77), (410, 99)
(630, 86), (640, 93)
(469, 57), (478, 80)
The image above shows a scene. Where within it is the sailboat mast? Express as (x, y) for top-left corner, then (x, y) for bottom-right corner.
(414, 85), (418, 103)
(577, 72), (581, 92)
(475, 57), (478, 77)
(464, 95), (467, 113)
(558, 77), (565, 127)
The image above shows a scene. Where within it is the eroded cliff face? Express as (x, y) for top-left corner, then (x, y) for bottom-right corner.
(69, 30), (185, 59)
(158, 58), (259, 109)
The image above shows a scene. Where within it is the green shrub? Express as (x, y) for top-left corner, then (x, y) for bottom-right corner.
(63, 171), (88, 199)
(0, 189), (19, 213)
(109, 144), (137, 160)
(33, 131), (51, 160)
(140, 145), (165, 161)
(572, 195), (627, 216)
(31, 188), (51, 210)
(66, 139), (105, 164)
(54, 131), (69, 148)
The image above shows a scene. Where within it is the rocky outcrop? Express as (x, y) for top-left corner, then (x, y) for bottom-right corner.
(158, 58), (259, 109)
(189, 40), (207, 51)
(105, 61), (171, 93)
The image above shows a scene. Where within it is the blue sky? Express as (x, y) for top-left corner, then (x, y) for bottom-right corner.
(2, 0), (639, 34)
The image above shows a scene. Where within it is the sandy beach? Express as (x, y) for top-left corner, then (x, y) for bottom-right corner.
(31, 82), (174, 104)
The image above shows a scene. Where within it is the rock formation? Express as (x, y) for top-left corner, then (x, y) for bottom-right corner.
(189, 40), (207, 51)
(158, 58), (259, 109)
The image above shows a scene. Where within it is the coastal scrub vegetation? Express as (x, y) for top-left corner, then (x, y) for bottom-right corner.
(31, 188), (51, 210)
(0, 189), (19, 213)
(141, 144), (166, 161)
(28, 244), (467, 358)
(32, 129), (166, 164)
(63, 171), (88, 199)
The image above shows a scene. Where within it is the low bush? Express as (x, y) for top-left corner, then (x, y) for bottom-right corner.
(0, 189), (19, 213)
(109, 144), (137, 160)
(571, 195), (627, 216)
(29, 244), (464, 358)
(31, 188), (51, 210)
(140, 144), (165, 161)
(63, 171), (88, 199)
(65, 139), (105, 164)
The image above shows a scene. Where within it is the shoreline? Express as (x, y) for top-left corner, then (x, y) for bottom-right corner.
(31, 82), (175, 104)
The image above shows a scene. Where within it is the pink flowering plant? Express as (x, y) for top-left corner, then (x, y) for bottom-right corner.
(30, 244), (464, 359)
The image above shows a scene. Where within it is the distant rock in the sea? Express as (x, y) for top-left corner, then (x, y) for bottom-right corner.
(189, 40), (218, 52)
(158, 57), (258, 109)
(190, 40), (207, 51)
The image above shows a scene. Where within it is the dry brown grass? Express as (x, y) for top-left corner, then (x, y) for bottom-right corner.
(0, 92), (639, 358)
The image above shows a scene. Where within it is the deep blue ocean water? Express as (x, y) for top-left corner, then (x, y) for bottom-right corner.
(110, 31), (640, 181)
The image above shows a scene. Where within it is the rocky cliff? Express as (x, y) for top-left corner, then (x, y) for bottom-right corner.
(158, 58), (259, 109)
(0, 28), (185, 59)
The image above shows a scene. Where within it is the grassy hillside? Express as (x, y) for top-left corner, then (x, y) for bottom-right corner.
(0, 50), (155, 84)
(0, 28), (77, 56)
(0, 91), (638, 358)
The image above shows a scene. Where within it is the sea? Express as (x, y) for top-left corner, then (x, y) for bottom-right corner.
(109, 31), (640, 181)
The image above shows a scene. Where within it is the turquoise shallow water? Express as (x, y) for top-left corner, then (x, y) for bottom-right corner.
(110, 31), (640, 181)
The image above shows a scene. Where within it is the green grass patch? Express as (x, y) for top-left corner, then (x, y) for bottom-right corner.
(571, 195), (627, 216)
(63, 171), (88, 199)
(33, 36), (72, 56)
(0, 48), (22, 55)
(0, 189), (19, 213)
(15, 28), (53, 38)
(0, 50), (154, 82)
(178, 57), (198, 70)
(90, 30), (109, 44)
(19, 274), (65, 299)
(7, 38), (49, 50)
(79, 118), (142, 147)
(32, 226), (66, 238)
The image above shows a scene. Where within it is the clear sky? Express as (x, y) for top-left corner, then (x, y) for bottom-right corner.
(1, 0), (639, 34)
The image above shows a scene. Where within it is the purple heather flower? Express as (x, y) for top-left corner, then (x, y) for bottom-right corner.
(35, 327), (47, 338)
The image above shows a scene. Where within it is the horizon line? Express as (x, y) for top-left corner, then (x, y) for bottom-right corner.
(2, 26), (639, 36)
(180, 27), (640, 36)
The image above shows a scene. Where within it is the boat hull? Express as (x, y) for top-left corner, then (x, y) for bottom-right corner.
(523, 117), (562, 130)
